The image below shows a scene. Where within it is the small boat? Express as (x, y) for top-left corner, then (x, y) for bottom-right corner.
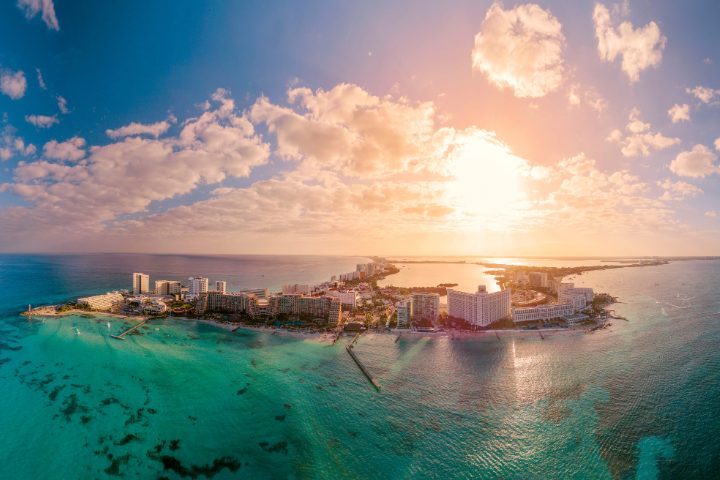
(74, 327), (81, 335)
(107, 322), (111, 329)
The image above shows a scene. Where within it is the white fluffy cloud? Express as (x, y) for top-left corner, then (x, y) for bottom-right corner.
(607, 109), (679, 157)
(25, 114), (59, 128)
(105, 118), (174, 139)
(667, 103), (690, 123)
(0, 125), (36, 161)
(0, 84), (709, 252)
(471, 3), (565, 98)
(1, 70), (27, 100)
(250, 83), (441, 178)
(657, 179), (702, 201)
(669, 145), (719, 178)
(715, 138), (720, 151)
(8, 89), (269, 224)
(43, 137), (86, 161)
(686, 86), (719, 104)
(593, 3), (665, 82)
(17, 0), (59, 30)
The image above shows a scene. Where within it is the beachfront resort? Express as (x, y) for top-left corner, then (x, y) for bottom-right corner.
(28, 259), (615, 333)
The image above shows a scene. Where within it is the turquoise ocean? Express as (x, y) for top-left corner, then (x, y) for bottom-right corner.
(1, 254), (719, 479)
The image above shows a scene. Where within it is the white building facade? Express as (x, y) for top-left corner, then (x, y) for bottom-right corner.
(132, 273), (150, 294)
(447, 286), (512, 327)
(189, 277), (209, 296)
(512, 303), (574, 323)
(78, 291), (124, 311)
(396, 298), (412, 328)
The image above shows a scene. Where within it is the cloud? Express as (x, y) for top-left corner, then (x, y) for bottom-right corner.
(17, 0), (59, 30)
(686, 86), (719, 105)
(250, 83), (441, 178)
(105, 118), (173, 139)
(1, 70), (27, 100)
(471, 3), (565, 98)
(0, 124), (36, 161)
(0, 83), (707, 253)
(593, 3), (666, 82)
(57, 96), (69, 114)
(669, 145), (719, 178)
(567, 84), (607, 112)
(657, 179), (702, 201)
(667, 103), (690, 123)
(42, 137), (86, 161)
(607, 109), (679, 157)
(705, 211), (718, 218)
(8, 90), (269, 225)
(533, 153), (680, 232)
(715, 138), (720, 151)
(25, 114), (59, 128)
(36, 68), (47, 90)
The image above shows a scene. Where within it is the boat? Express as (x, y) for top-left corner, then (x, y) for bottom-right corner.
(74, 327), (81, 335)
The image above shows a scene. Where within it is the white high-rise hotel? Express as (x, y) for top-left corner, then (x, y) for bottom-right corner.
(447, 285), (512, 327)
(189, 277), (209, 296)
(132, 272), (150, 294)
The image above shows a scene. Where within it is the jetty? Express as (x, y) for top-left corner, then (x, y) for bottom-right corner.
(111, 319), (148, 340)
(345, 344), (381, 391)
(331, 328), (343, 345)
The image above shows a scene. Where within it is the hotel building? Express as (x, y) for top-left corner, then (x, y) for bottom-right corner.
(282, 284), (311, 295)
(196, 292), (342, 325)
(132, 273), (150, 295)
(216, 281), (227, 294)
(412, 293), (440, 323)
(396, 298), (412, 328)
(154, 280), (181, 295)
(447, 285), (512, 327)
(558, 283), (594, 312)
(328, 290), (359, 308)
(77, 291), (124, 311)
(189, 277), (209, 296)
(512, 303), (574, 323)
(239, 288), (268, 299)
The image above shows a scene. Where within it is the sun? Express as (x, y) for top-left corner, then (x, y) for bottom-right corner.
(446, 131), (529, 221)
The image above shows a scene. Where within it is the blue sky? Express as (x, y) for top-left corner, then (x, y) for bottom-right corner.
(0, 0), (719, 255)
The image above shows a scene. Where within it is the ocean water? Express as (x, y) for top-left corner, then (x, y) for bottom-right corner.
(377, 262), (501, 293)
(387, 256), (635, 267)
(1, 255), (720, 479)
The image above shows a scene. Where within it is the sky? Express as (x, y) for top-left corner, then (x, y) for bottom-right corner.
(0, 0), (719, 256)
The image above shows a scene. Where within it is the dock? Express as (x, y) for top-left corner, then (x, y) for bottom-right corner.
(345, 344), (381, 391)
(111, 319), (148, 340)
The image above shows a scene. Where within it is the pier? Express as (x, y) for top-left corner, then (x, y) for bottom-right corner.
(345, 344), (381, 391)
(111, 319), (148, 340)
